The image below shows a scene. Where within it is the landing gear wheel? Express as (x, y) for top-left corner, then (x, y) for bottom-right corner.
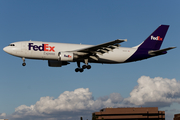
(82, 65), (87, 69)
(87, 65), (91, 69)
(79, 69), (84, 72)
(75, 68), (84, 72)
(22, 57), (26, 66)
(75, 68), (79, 72)
(22, 63), (26, 66)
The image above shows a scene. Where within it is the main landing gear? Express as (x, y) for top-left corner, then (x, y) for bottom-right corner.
(22, 57), (26, 66)
(75, 60), (91, 73)
(82, 64), (91, 69)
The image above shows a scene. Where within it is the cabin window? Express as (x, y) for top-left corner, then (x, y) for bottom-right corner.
(9, 44), (15, 46)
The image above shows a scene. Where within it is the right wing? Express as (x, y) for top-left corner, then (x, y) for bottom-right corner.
(72, 39), (127, 60)
(75, 39), (127, 54)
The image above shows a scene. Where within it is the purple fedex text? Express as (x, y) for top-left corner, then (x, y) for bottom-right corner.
(29, 43), (55, 52)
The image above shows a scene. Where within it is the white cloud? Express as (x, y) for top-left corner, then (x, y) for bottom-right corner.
(3, 76), (180, 120)
(10, 88), (124, 120)
(0, 113), (6, 118)
(125, 76), (180, 107)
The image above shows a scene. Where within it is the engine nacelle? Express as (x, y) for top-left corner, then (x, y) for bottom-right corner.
(48, 60), (70, 67)
(58, 52), (75, 61)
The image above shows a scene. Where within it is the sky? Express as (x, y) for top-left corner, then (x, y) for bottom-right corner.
(0, 0), (180, 120)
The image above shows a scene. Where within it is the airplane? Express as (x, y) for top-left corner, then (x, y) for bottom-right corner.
(3, 25), (176, 72)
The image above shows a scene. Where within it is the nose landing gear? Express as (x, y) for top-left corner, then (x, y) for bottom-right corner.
(22, 57), (26, 66)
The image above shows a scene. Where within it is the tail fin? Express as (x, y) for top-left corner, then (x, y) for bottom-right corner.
(137, 25), (169, 50)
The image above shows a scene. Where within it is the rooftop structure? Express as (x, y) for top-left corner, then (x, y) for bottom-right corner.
(174, 113), (180, 120)
(93, 107), (165, 120)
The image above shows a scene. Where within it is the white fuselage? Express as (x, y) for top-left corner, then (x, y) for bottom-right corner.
(3, 25), (173, 72)
(3, 41), (137, 64)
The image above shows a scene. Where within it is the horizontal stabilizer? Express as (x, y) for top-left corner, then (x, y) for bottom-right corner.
(148, 47), (176, 56)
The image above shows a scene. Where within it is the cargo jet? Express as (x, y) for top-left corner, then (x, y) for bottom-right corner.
(3, 25), (175, 72)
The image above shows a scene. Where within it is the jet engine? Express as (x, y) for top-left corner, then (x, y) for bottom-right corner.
(48, 60), (70, 67)
(58, 52), (78, 61)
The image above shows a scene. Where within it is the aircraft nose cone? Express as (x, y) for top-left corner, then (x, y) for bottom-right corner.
(3, 47), (7, 52)
(3, 46), (12, 54)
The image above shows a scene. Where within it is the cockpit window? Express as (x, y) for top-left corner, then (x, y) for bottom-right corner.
(9, 44), (15, 46)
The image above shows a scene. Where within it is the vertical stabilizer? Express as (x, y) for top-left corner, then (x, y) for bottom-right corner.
(137, 25), (169, 50)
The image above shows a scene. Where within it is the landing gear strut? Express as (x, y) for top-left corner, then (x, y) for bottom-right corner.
(83, 59), (91, 69)
(75, 62), (84, 72)
(75, 59), (91, 72)
(22, 57), (26, 66)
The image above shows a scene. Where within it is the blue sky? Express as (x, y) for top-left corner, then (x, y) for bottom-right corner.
(0, 0), (180, 120)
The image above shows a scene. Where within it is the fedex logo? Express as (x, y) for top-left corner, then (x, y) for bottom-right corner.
(64, 55), (72, 58)
(151, 36), (163, 41)
(29, 43), (55, 52)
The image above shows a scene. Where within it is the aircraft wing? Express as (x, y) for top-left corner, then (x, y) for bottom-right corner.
(71, 39), (127, 61)
(75, 39), (127, 55)
(148, 47), (176, 56)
